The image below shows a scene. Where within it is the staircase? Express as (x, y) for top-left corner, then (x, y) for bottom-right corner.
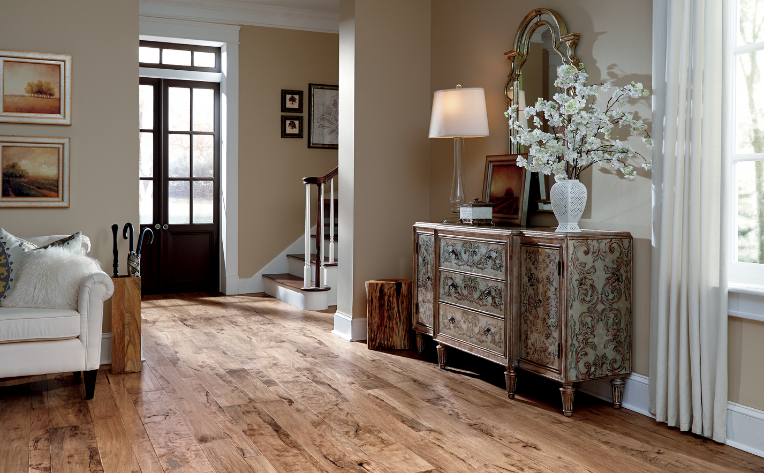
(263, 168), (338, 311)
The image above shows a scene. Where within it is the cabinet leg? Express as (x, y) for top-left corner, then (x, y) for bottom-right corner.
(560, 383), (575, 417)
(505, 369), (517, 399)
(416, 332), (426, 356)
(611, 377), (625, 409)
(436, 344), (447, 370)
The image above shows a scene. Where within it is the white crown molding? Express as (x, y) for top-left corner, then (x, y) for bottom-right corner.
(140, 0), (339, 34)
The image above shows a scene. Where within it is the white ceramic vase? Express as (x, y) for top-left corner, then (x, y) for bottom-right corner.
(550, 179), (587, 233)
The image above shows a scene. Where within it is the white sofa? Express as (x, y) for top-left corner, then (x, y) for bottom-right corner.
(0, 235), (114, 398)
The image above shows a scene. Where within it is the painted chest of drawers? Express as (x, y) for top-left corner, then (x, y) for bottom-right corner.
(412, 223), (633, 416)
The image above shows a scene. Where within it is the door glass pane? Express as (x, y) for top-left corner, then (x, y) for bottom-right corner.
(736, 50), (764, 154)
(163, 49), (192, 66)
(140, 132), (153, 178)
(168, 87), (190, 131)
(193, 88), (214, 132)
(193, 135), (214, 177)
(738, 0), (764, 46)
(737, 161), (764, 264)
(139, 85), (154, 129)
(194, 51), (215, 68)
(168, 181), (190, 224)
(169, 134), (190, 177)
(193, 181), (214, 224)
(139, 180), (153, 225)
(139, 47), (159, 63)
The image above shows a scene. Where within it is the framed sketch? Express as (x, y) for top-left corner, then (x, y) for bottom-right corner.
(482, 154), (530, 226)
(308, 83), (338, 149)
(281, 115), (303, 139)
(281, 89), (303, 113)
(1, 50), (72, 125)
(0, 136), (69, 208)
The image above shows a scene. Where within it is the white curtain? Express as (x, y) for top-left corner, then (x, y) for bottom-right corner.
(650, 0), (729, 442)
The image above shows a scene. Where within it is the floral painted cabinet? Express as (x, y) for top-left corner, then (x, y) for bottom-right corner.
(512, 231), (632, 416)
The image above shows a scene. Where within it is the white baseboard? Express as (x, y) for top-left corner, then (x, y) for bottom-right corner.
(100, 333), (112, 365)
(577, 372), (652, 417)
(332, 311), (367, 341)
(577, 373), (764, 458)
(224, 275), (240, 296)
(239, 226), (314, 295)
(727, 402), (764, 458)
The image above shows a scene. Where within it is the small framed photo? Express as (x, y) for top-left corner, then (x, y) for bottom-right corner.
(281, 115), (303, 139)
(482, 154), (530, 226)
(1, 50), (72, 125)
(308, 83), (338, 149)
(0, 136), (70, 208)
(281, 89), (303, 113)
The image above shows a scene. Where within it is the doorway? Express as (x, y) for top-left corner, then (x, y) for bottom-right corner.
(139, 78), (220, 294)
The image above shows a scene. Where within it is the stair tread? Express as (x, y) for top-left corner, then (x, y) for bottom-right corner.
(287, 254), (338, 266)
(262, 273), (330, 291)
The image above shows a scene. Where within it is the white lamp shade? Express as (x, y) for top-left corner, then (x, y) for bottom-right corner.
(428, 87), (490, 138)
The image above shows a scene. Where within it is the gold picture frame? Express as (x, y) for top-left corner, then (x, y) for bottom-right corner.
(482, 154), (530, 226)
(0, 136), (70, 208)
(0, 50), (72, 125)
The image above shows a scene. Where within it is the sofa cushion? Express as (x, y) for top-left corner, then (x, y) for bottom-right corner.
(0, 307), (80, 343)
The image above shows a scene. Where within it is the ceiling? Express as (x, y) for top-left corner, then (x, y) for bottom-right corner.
(233, 0), (339, 14)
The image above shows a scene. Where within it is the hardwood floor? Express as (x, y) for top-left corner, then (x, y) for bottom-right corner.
(1, 292), (763, 472)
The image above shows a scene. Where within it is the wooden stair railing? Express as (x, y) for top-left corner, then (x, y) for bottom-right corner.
(302, 166), (338, 290)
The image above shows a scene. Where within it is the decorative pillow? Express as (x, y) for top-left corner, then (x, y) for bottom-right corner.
(1, 247), (102, 311)
(0, 229), (83, 302)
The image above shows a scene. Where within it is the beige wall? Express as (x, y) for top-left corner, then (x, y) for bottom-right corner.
(729, 316), (764, 410)
(0, 0), (139, 332)
(337, 0), (431, 319)
(430, 0), (652, 375)
(238, 26), (339, 278)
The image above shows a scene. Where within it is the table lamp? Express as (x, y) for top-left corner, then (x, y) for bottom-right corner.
(429, 85), (489, 223)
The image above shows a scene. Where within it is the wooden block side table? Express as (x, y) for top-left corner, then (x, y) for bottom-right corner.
(111, 276), (141, 374)
(366, 279), (413, 350)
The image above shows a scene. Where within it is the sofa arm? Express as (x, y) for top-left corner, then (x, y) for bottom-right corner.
(78, 272), (114, 370)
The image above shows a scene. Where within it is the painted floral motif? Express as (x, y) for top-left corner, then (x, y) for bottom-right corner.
(439, 270), (504, 317)
(566, 238), (632, 381)
(519, 245), (560, 370)
(439, 238), (505, 279)
(438, 304), (505, 354)
(416, 234), (434, 327)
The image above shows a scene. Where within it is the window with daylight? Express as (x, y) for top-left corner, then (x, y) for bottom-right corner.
(732, 0), (764, 282)
(139, 41), (221, 73)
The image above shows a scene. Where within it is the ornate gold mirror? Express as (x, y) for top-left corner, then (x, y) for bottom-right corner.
(504, 9), (580, 154)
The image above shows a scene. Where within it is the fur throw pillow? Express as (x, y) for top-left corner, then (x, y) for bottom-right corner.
(2, 247), (102, 311)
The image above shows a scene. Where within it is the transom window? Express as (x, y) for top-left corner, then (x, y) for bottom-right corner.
(139, 40), (221, 73)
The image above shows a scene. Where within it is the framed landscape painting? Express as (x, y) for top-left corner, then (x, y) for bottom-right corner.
(0, 136), (69, 207)
(1, 50), (72, 125)
(482, 154), (530, 226)
(308, 83), (338, 149)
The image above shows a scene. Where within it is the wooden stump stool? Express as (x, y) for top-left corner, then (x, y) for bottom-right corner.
(365, 279), (413, 350)
(111, 276), (141, 374)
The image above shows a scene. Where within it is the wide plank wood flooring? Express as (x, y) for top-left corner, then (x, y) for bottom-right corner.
(1, 292), (763, 472)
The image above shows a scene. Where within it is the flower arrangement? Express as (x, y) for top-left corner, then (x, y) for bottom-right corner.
(505, 63), (652, 182)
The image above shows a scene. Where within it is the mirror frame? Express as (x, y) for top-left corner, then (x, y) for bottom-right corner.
(504, 9), (581, 112)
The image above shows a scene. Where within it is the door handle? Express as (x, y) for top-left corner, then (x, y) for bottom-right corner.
(154, 224), (161, 230)
(162, 224), (169, 230)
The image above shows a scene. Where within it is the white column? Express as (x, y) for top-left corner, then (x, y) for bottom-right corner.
(304, 183), (312, 288)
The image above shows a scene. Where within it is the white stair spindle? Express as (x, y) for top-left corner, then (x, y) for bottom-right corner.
(304, 183), (311, 288)
(320, 183), (326, 288)
(329, 178), (335, 265)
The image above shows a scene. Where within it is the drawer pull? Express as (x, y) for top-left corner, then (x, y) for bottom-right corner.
(483, 327), (492, 335)
(426, 276), (432, 282)
(448, 317), (456, 324)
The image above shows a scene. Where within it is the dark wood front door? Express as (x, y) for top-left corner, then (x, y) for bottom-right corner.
(139, 78), (220, 294)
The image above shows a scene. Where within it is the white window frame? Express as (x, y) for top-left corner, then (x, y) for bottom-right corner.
(728, 0), (764, 286)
